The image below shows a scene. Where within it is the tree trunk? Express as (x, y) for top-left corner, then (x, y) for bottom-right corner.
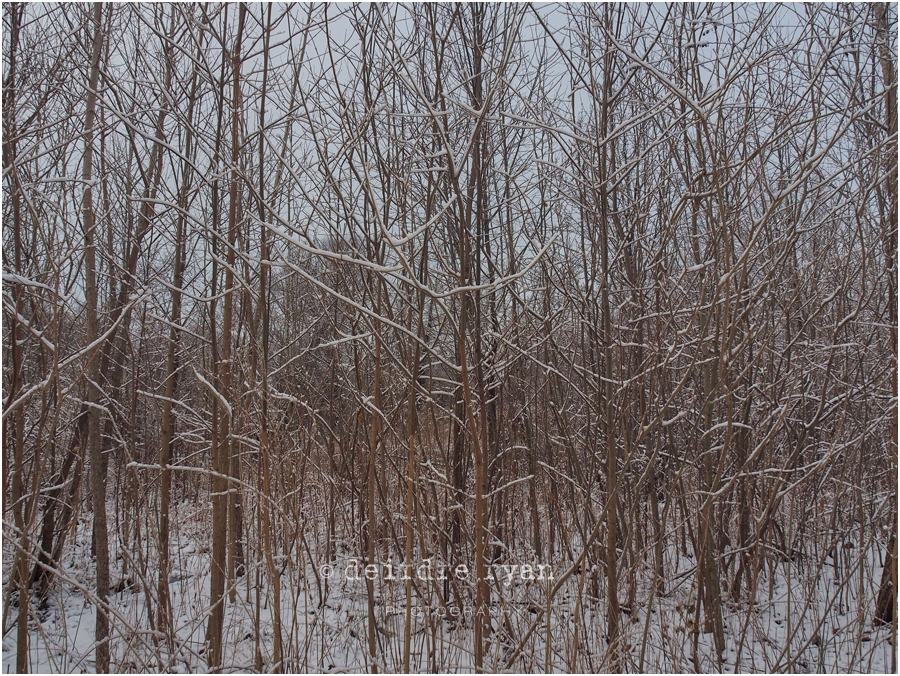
(81, 4), (109, 672)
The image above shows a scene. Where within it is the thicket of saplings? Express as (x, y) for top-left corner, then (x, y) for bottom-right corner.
(3, 3), (896, 673)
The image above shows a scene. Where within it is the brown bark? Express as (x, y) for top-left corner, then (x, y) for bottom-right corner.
(207, 5), (245, 668)
(81, 4), (109, 672)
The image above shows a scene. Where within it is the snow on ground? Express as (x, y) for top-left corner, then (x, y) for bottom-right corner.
(3, 501), (894, 673)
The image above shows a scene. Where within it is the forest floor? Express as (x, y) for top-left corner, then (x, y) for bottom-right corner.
(3, 500), (894, 673)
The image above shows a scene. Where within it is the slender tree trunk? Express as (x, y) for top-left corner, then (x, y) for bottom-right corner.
(404, 190), (429, 675)
(225, 8), (247, 596)
(157, 32), (200, 641)
(3, 5), (30, 672)
(597, 13), (620, 663)
(873, 10), (898, 669)
(81, 4), (109, 672)
(208, 6), (245, 669)
(256, 9), (283, 667)
(366, 276), (382, 672)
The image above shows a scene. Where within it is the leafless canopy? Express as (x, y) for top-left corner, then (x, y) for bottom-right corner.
(3, 3), (897, 673)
